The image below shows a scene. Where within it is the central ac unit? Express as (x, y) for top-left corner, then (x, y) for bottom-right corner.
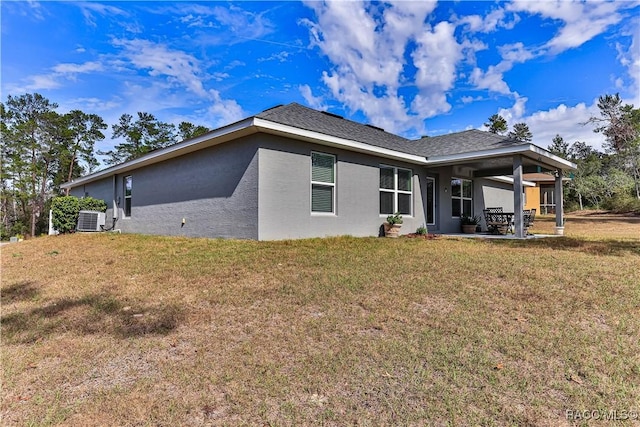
(77, 210), (106, 232)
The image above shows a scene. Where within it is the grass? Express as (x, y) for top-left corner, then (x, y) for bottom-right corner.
(1, 215), (639, 426)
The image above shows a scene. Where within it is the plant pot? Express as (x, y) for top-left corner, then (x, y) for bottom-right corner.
(462, 224), (477, 234)
(384, 223), (402, 238)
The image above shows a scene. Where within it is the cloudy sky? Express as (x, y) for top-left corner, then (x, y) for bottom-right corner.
(2, 0), (639, 161)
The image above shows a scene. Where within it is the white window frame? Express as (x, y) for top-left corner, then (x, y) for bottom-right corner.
(379, 165), (413, 217)
(451, 177), (472, 218)
(310, 152), (336, 215)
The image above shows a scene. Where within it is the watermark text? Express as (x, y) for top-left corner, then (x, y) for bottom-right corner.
(566, 409), (638, 421)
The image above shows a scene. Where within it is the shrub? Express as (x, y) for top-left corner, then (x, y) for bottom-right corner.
(416, 225), (428, 235)
(51, 196), (107, 234)
(461, 215), (481, 225)
(79, 197), (107, 212)
(603, 194), (640, 214)
(386, 212), (403, 225)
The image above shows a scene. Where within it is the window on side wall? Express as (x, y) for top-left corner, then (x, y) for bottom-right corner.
(451, 178), (472, 217)
(124, 175), (132, 217)
(311, 152), (336, 214)
(380, 165), (412, 216)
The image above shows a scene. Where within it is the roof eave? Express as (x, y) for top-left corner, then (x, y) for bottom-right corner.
(425, 144), (577, 171)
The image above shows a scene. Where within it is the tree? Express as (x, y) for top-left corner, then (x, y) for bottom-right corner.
(484, 114), (508, 135)
(1, 93), (62, 236)
(178, 121), (210, 140)
(548, 134), (569, 158)
(101, 112), (177, 165)
(58, 110), (106, 193)
(587, 93), (640, 199)
(567, 141), (603, 210)
(508, 122), (533, 142)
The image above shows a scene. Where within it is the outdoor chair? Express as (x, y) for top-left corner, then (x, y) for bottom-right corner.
(523, 208), (536, 235)
(483, 207), (504, 234)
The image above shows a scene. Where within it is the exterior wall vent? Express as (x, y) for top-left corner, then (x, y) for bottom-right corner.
(77, 210), (106, 232)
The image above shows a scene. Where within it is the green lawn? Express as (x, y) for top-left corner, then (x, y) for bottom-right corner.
(2, 216), (639, 426)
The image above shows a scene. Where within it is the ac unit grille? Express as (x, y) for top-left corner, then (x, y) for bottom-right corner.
(77, 211), (105, 232)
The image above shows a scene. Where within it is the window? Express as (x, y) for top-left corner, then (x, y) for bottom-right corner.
(380, 166), (412, 215)
(451, 178), (472, 217)
(311, 152), (335, 213)
(426, 177), (435, 225)
(540, 184), (555, 214)
(124, 175), (132, 217)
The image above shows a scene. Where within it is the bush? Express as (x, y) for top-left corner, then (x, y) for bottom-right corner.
(79, 197), (107, 212)
(51, 196), (80, 234)
(51, 196), (107, 234)
(603, 194), (640, 214)
(416, 225), (428, 235)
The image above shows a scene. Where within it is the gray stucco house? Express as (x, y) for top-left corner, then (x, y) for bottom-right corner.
(61, 103), (576, 240)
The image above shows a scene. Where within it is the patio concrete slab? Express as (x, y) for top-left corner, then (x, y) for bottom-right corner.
(443, 233), (560, 240)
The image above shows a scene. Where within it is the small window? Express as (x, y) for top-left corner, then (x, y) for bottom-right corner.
(451, 178), (472, 217)
(311, 152), (335, 213)
(426, 177), (435, 225)
(124, 175), (132, 217)
(380, 166), (412, 216)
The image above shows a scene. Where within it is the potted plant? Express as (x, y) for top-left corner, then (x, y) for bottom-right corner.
(461, 215), (480, 234)
(384, 212), (403, 238)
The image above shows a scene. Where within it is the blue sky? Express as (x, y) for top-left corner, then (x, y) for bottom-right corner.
(2, 0), (639, 162)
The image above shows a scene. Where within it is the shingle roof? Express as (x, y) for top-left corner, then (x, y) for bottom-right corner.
(256, 103), (425, 156)
(256, 103), (528, 158)
(412, 130), (527, 157)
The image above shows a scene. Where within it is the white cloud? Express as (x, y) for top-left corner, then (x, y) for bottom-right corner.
(14, 74), (61, 92)
(8, 60), (106, 92)
(52, 61), (104, 74)
(77, 2), (128, 27)
(411, 21), (464, 117)
(508, 1), (627, 55)
(468, 42), (535, 97)
(496, 98), (607, 151)
(112, 38), (208, 97)
(60, 97), (122, 113)
(206, 90), (244, 127)
(156, 3), (274, 43)
(458, 7), (519, 33)
(469, 65), (511, 94)
(615, 26), (640, 97)
(299, 84), (326, 110)
(525, 102), (606, 151)
(498, 42), (534, 64)
(302, 1), (465, 135)
(497, 93), (528, 123)
(112, 38), (245, 127)
(258, 51), (291, 63)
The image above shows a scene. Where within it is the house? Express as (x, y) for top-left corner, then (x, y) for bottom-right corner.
(61, 103), (576, 240)
(523, 172), (572, 214)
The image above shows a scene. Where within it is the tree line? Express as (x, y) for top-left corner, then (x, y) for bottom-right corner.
(484, 94), (640, 214)
(1, 93), (210, 239)
(1, 92), (638, 239)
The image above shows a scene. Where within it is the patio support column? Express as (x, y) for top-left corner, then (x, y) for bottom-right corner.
(555, 170), (564, 234)
(513, 155), (525, 238)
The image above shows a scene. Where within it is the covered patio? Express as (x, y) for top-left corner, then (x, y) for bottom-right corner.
(423, 138), (577, 239)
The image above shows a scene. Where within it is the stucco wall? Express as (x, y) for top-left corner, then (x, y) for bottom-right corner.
(69, 177), (116, 220)
(476, 178), (521, 231)
(257, 135), (428, 240)
(72, 136), (260, 239)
